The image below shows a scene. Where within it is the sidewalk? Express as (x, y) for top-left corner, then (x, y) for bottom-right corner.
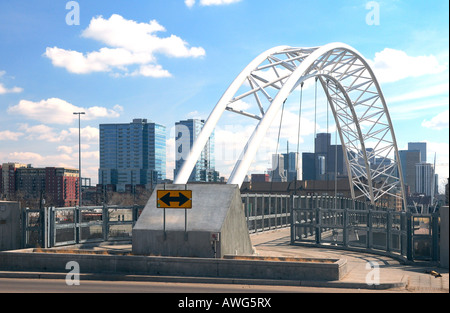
(251, 228), (448, 292)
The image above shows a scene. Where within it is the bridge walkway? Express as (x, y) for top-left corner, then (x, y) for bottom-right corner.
(16, 227), (446, 292)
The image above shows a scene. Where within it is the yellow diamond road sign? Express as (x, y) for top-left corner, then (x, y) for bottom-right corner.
(157, 190), (192, 209)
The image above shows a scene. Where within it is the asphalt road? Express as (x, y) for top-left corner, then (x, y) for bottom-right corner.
(0, 278), (407, 294)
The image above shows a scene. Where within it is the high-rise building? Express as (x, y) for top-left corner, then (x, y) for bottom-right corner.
(99, 118), (166, 192)
(398, 150), (421, 195)
(301, 133), (345, 181)
(328, 144), (345, 179)
(43, 167), (79, 207)
(315, 133), (330, 155)
(415, 163), (434, 196)
(408, 142), (427, 163)
(1, 162), (27, 200)
(271, 154), (287, 182)
(283, 152), (300, 181)
(174, 119), (219, 182)
(302, 152), (316, 180)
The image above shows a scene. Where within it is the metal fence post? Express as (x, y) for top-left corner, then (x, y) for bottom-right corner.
(406, 212), (413, 261)
(73, 206), (78, 244)
(315, 207), (320, 244)
(43, 207), (48, 248)
(245, 194), (249, 230)
(49, 207), (55, 248)
(367, 209), (373, 250)
(262, 194), (265, 231)
(343, 207), (348, 247)
(386, 211), (392, 253)
(432, 212), (440, 262)
(289, 195), (295, 245)
(102, 204), (108, 241)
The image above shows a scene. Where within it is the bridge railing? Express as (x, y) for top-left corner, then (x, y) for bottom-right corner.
(292, 206), (440, 263)
(23, 205), (144, 248)
(243, 193), (440, 263)
(23, 195), (441, 264)
(241, 194), (291, 233)
(241, 194), (367, 234)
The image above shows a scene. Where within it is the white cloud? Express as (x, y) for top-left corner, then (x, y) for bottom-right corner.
(7, 152), (45, 163)
(0, 83), (23, 94)
(18, 123), (99, 144)
(185, 0), (196, 7)
(59, 126), (99, 144)
(422, 110), (449, 130)
(227, 99), (252, 111)
(5, 151), (76, 170)
(8, 98), (121, 124)
(0, 70), (23, 94)
(45, 47), (152, 74)
(57, 145), (73, 154)
(0, 130), (23, 141)
(45, 14), (205, 77)
(131, 64), (171, 78)
(19, 124), (60, 142)
(201, 0), (242, 5)
(387, 83), (449, 104)
(186, 0), (242, 6)
(185, 110), (205, 119)
(368, 48), (447, 83)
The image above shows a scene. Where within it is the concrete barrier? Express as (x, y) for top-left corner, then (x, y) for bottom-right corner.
(132, 184), (253, 258)
(0, 249), (347, 281)
(0, 201), (21, 251)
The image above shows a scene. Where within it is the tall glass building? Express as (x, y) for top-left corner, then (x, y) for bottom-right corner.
(408, 142), (427, 163)
(99, 119), (166, 191)
(397, 150), (420, 195)
(174, 119), (219, 182)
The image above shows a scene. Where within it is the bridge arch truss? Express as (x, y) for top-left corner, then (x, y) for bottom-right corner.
(174, 43), (407, 210)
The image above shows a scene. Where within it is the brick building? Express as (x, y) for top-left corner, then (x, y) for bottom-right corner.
(1, 163), (79, 207)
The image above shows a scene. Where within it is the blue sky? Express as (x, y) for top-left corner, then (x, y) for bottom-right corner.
(0, 0), (448, 191)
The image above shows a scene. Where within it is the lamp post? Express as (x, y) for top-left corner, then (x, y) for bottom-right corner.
(73, 112), (85, 207)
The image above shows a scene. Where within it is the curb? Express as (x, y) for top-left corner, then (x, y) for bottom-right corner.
(0, 271), (407, 290)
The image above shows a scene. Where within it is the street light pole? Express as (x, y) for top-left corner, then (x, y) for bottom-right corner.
(73, 112), (85, 207)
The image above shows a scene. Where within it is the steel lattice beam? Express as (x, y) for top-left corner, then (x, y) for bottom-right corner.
(174, 43), (407, 210)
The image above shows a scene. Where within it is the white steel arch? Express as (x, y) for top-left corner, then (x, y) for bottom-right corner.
(174, 43), (407, 209)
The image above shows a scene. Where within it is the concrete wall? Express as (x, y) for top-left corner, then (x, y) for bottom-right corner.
(132, 184), (253, 258)
(0, 250), (347, 281)
(0, 201), (22, 251)
(440, 206), (449, 269)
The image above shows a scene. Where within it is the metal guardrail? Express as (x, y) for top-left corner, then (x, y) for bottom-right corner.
(23, 195), (441, 263)
(23, 205), (144, 248)
(242, 194), (291, 233)
(292, 206), (440, 263)
(242, 193), (440, 263)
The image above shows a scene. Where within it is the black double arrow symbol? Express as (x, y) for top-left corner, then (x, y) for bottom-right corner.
(159, 191), (190, 207)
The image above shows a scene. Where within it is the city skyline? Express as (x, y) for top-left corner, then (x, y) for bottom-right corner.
(0, 1), (448, 192)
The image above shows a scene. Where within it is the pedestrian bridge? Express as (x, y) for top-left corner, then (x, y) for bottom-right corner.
(20, 193), (441, 264)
